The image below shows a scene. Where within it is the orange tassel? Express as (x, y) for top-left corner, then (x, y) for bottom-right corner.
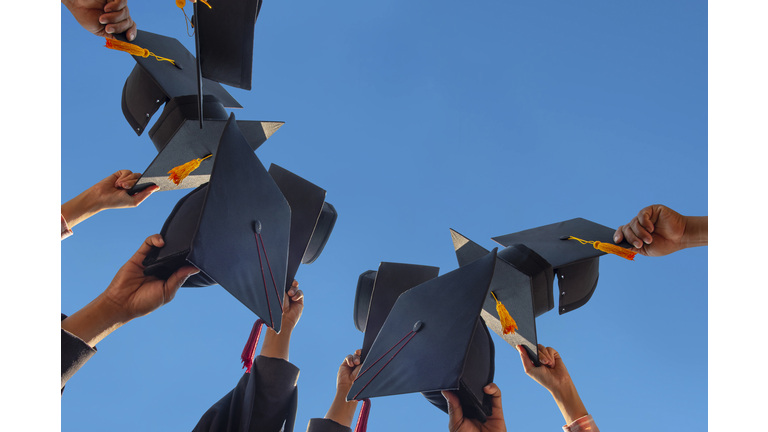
(167, 155), (212, 185)
(104, 39), (176, 65)
(491, 292), (517, 335)
(176, 0), (212, 8)
(567, 236), (637, 261)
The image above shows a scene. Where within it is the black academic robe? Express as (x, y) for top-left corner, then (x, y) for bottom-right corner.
(61, 316), (299, 432)
(61, 313), (96, 391)
(305, 419), (352, 432)
(193, 355), (300, 432)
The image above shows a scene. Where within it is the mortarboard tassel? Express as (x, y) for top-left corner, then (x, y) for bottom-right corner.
(567, 236), (637, 261)
(354, 398), (371, 432)
(176, 0), (212, 9)
(241, 319), (264, 373)
(490, 292), (517, 335)
(104, 39), (176, 65)
(167, 154), (212, 185)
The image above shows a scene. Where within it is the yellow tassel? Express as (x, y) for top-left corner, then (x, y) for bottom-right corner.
(490, 292), (517, 335)
(177, 0), (212, 8)
(104, 39), (176, 65)
(567, 236), (637, 261)
(167, 155), (212, 185)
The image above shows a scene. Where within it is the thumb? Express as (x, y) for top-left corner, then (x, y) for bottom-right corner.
(442, 390), (464, 432)
(164, 265), (200, 303)
(517, 345), (534, 374)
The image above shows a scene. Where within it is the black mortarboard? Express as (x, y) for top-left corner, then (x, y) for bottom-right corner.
(142, 113), (291, 332)
(127, 94), (283, 194)
(491, 218), (633, 314)
(352, 262), (439, 359)
(347, 250), (498, 423)
(450, 218), (632, 365)
(114, 30), (242, 135)
(267, 164), (338, 291)
(451, 229), (548, 366)
(194, 0), (263, 90)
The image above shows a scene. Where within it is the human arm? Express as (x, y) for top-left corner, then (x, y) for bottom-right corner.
(325, 350), (363, 428)
(306, 350), (363, 432)
(61, 234), (198, 389)
(192, 281), (303, 432)
(517, 345), (599, 431)
(61, 0), (137, 40)
(441, 383), (506, 432)
(613, 205), (707, 257)
(61, 234), (199, 347)
(259, 280), (304, 361)
(61, 170), (158, 233)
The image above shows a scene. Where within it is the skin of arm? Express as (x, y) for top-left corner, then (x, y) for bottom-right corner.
(517, 344), (588, 425)
(259, 280), (304, 361)
(323, 350), (363, 428)
(614, 204), (707, 257)
(61, 170), (158, 230)
(61, 234), (199, 347)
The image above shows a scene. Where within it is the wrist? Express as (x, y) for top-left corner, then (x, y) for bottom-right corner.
(260, 326), (292, 361)
(325, 394), (359, 428)
(681, 216), (708, 249)
(61, 296), (128, 347)
(61, 190), (103, 228)
(549, 381), (588, 425)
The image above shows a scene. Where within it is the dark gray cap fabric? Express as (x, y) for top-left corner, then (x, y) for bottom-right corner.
(347, 250), (498, 423)
(142, 113), (291, 332)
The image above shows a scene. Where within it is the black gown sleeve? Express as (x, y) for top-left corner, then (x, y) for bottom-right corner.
(306, 418), (353, 432)
(61, 313), (97, 392)
(192, 355), (300, 432)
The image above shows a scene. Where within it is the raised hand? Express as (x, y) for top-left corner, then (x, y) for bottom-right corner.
(442, 383), (506, 432)
(517, 345), (588, 425)
(62, 0), (137, 40)
(61, 170), (159, 230)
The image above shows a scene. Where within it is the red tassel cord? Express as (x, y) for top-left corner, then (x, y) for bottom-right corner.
(241, 319), (264, 373)
(354, 399), (371, 432)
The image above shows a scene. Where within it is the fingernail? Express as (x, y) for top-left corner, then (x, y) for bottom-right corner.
(644, 239), (651, 244)
(613, 235), (619, 243)
(634, 241), (642, 248)
(99, 18), (107, 24)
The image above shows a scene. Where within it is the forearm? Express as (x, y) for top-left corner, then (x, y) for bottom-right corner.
(682, 216), (708, 249)
(61, 296), (127, 347)
(324, 393), (359, 428)
(550, 382), (588, 425)
(61, 189), (103, 230)
(260, 327), (292, 361)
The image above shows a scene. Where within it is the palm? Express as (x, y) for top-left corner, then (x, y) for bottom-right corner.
(101, 235), (197, 322)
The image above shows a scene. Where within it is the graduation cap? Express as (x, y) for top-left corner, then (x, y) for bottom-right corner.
(126, 94), (283, 194)
(450, 218), (633, 365)
(193, 0), (263, 90)
(352, 262), (440, 359)
(267, 164), (338, 290)
(113, 30), (242, 135)
(142, 113), (291, 332)
(347, 250), (498, 423)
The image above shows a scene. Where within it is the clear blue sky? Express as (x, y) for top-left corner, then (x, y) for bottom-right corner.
(57, 1), (712, 431)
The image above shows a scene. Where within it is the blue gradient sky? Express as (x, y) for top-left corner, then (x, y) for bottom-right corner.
(56, 1), (712, 431)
